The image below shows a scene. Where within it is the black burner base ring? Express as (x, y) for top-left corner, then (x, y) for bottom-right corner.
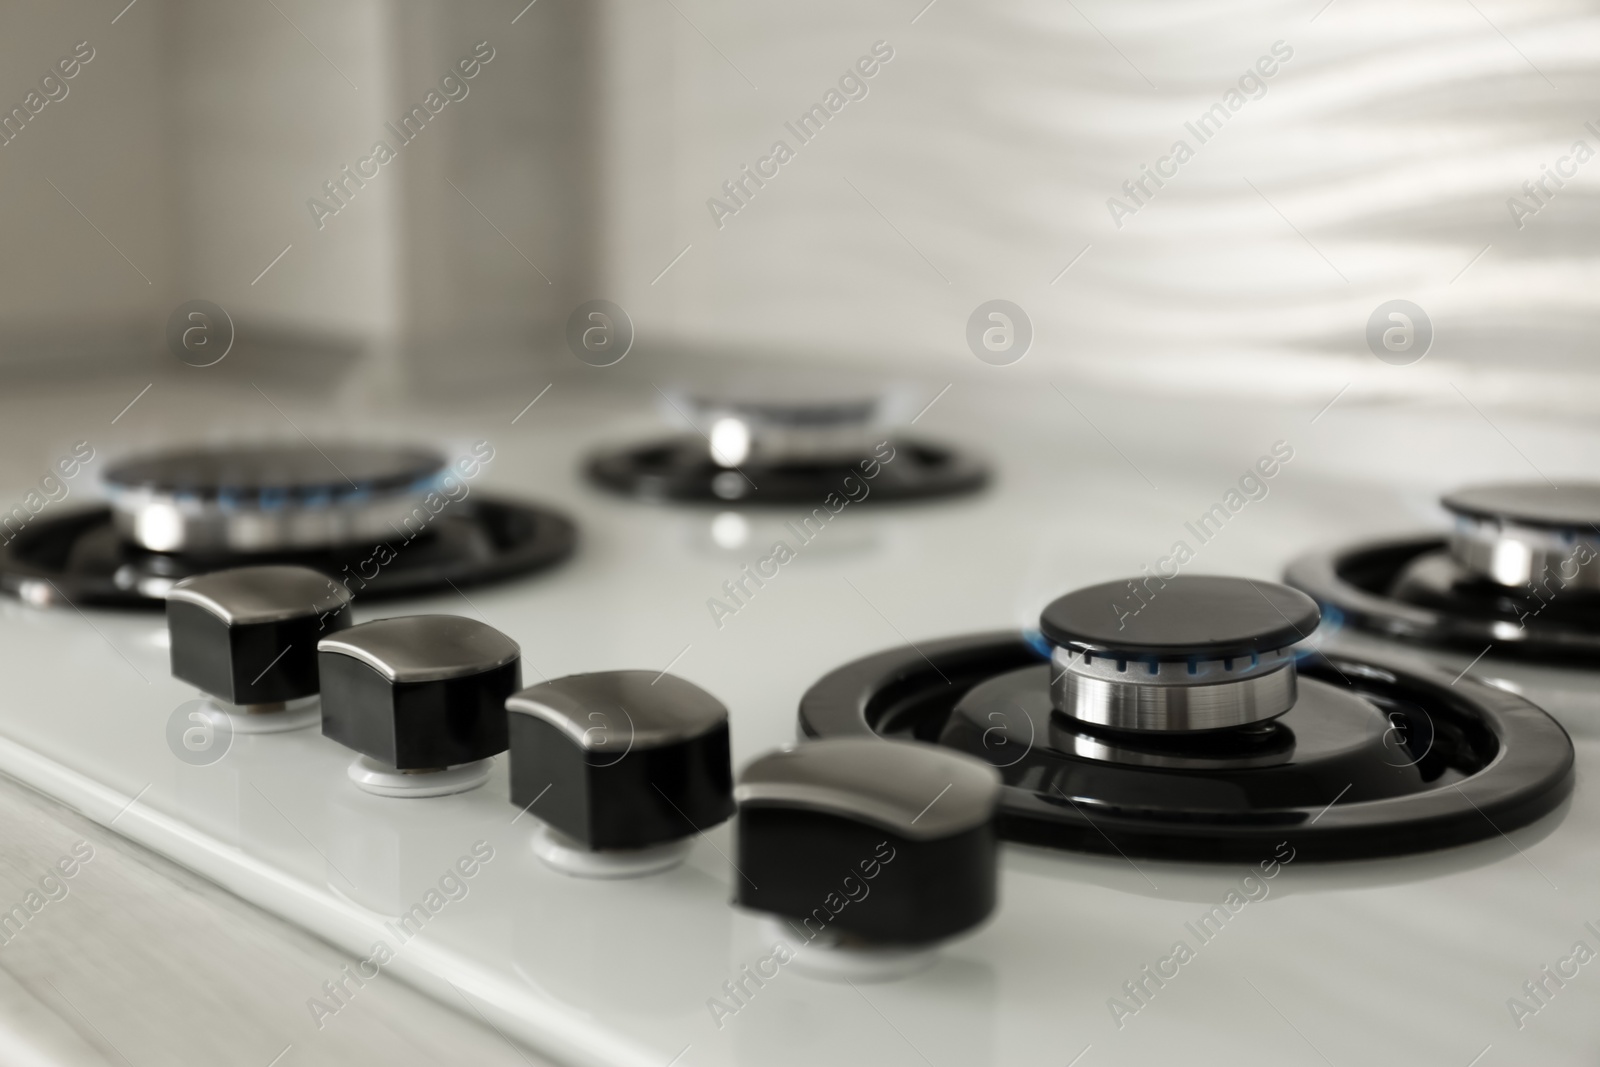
(585, 435), (988, 505)
(798, 632), (1573, 862)
(0, 497), (576, 609)
(1285, 537), (1600, 665)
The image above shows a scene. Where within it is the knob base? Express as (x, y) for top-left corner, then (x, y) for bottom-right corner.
(203, 694), (320, 734)
(346, 755), (490, 798)
(757, 918), (936, 983)
(531, 824), (689, 879)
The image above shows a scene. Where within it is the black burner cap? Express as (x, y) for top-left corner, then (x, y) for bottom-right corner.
(697, 396), (879, 427)
(1441, 483), (1600, 530)
(104, 444), (445, 500)
(1039, 575), (1320, 659)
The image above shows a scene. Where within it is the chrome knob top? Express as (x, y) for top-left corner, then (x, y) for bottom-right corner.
(167, 564), (352, 709)
(736, 738), (1000, 840)
(1039, 575), (1320, 732)
(506, 671), (734, 871)
(733, 738), (1001, 949)
(318, 615), (519, 779)
(1442, 482), (1600, 590)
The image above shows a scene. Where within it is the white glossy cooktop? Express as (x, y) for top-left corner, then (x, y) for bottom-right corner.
(0, 375), (1595, 1066)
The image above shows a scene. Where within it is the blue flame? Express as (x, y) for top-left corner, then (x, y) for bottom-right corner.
(1021, 629), (1052, 660)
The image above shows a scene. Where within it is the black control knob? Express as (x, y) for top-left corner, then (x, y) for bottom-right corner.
(317, 615), (520, 797)
(167, 565), (352, 730)
(507, 670), (734, 877)
(1039, 574), (1320, 732)
(734, 738), (1000, 970)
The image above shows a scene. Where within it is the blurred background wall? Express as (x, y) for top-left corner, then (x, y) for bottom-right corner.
(0, 0), (1596, 409)
(0, 0), (597, 399)
(592, 0), (1600, 409)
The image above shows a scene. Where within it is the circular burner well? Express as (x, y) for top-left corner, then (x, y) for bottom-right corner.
(799, 631), (1572, 861)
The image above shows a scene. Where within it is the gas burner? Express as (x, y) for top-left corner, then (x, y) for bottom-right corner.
(1285, 482), (1600, 664)
(798, 575), (1573, 861)
(586, 386), (987, 504)
(104, 443), (449, 553)
(0, 443), (575, 608)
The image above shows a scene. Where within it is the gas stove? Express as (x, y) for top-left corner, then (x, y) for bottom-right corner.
(0, 378), (1594, 1067)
